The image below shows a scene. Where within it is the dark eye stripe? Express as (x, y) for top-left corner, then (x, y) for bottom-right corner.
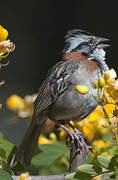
(72, 42), (88, 51)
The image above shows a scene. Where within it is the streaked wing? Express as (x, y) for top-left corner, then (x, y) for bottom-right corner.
(32, 60), (79, 120)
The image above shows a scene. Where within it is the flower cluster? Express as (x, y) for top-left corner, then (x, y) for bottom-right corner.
(0, 25), (15, 61)
(6, 94), (37, 119)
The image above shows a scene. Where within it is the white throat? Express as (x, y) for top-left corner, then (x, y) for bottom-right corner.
(89, 48), (109, 72)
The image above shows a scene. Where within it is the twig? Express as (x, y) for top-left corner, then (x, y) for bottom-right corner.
(69, 134), (90, 172)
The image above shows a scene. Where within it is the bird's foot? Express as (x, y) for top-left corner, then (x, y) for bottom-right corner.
(56, 122), (93, 162)
(65, 127), (90, 152)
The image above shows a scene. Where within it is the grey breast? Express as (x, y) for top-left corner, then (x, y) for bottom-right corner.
(48, 62), (100, 122)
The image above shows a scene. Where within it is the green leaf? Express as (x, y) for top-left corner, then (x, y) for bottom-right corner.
(114, 166), (118, 176)
(0, 169), (13, 180)
(75, 171), (92, 179)
(0, 147), (6, 159)
(103, 134), (112, 142)
(0, 139), (14, 159)
(49, 163), (67, 174)
(32, 142), (70, 167)
(84, 154), (94, 164)
(77, 164), (102, 175)
(65, 173), (76, 180)
(108, 146), (118, 156)
(2, 161), (13, 174)
(32, 150), (63, 166)
(97, 155), (110, 168)
(108, 156), (117, 170)
(39, 142), (69, 157)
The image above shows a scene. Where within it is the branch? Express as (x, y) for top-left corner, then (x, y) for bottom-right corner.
(12, 174), (67, 180)
(69, 134), (90, 172)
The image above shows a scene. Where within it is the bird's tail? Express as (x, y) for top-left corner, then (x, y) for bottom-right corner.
(10, 114), (47, 167)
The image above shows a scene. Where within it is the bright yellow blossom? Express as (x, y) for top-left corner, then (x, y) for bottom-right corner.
(59, 129), (67, 141)
(38, 133), (57, 144)
(88, 106), (104, 122)
(104, 86), (118, 104)
(92, 140), (109, 150)
(17, 172), (31, 180)
(0, 25), (8, 42)
(38, 135), (52, 144)
(82, 124), (95, 141)
(49, 132), (57, 142)
(6, 94), (37, 119)
(6, 94), (25, 111)
(104, 104), (115, 117)
(104, 68), (117, 81)
(0, 25), (15, 61)
(75, 106), (110, 141)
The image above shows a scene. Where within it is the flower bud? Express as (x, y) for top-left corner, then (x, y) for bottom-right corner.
(98, 77), (106, 88)
(76, 85), (90, 94)
(104, 69), (117, 81)
(94, 80), (98, 88)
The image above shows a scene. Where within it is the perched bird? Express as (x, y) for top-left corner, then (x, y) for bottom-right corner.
(11, 29), (110, 166)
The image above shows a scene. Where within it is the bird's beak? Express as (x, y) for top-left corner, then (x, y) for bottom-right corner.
(96, 37), (110, 48)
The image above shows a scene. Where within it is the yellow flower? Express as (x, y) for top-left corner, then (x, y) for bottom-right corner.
(76, 85), (90, 94)
(17, 172), (31, 180)
(75, 106), (110, 141)
(0, 25), (8, 42)
(38, 133), (57, 144)
(114, 79), (118, 90)
(104, 104), (115, 117)
(103, 69), (117, 86)
(0, 25), (15, 61)
(6, 94), (26, 111)
(88, 106), (104, 123)
(106, 78), (115, 85)
(82, 124), (95, 141)
(38, 135), (52, 144)
(49, 132), (57, 142)
(104, 69), (117, 81)
(92, 140), (109, 150)
(98, 77), (106, 88)
(59, 129), (67, 141)
(104, 86), (118, 104)
(0, 40), (15, 60)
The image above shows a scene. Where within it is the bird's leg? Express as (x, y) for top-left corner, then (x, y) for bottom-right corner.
(55, 121), (92, 163)
(68, 121), (93, 151)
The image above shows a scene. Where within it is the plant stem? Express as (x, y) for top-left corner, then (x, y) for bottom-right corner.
(93, 170), (111, 178)
(98, 87), (118, 145)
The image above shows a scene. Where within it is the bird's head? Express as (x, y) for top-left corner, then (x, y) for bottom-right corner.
(63, 29), (110, 61)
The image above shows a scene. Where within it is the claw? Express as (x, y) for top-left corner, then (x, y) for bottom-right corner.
(55, 121), (91, 163)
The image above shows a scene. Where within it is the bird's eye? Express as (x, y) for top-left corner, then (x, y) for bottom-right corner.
(88, 39), (93, 46)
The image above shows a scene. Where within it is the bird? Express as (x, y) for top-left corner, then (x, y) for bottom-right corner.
(10, 29), (110, 167)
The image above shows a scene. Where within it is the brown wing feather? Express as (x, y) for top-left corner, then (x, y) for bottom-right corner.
(32, 60), (79, 120)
